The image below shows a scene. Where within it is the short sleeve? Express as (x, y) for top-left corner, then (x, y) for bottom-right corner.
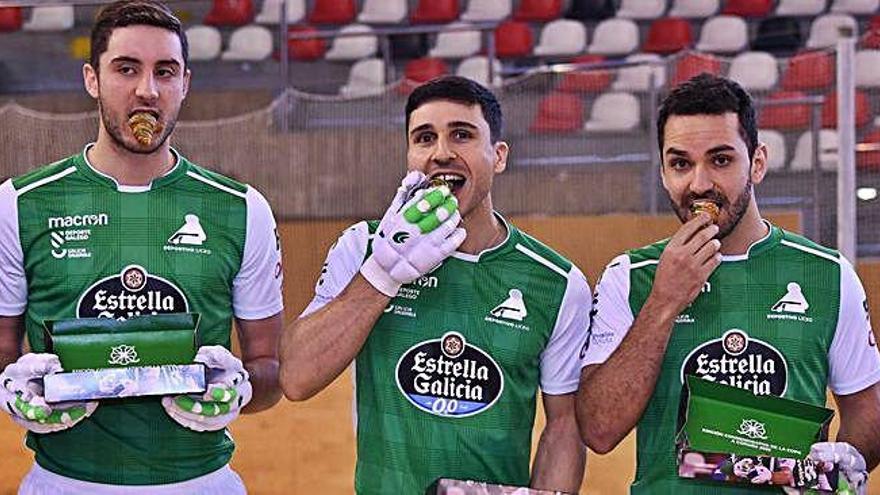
(581, 254), (635, 367)
(231, 186), (284, 320)
(827, 256), (880, 395)
(539, 264), (592, 395)
(300, 221), (370, 318)
(0, 179), (26, 316)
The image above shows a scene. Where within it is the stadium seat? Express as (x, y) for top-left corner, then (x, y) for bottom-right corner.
(530, 92), (585, 133)
(584, 92), (640, 132)
(456, 56), (503, 86)
(204, 0), (254, 26)
(494, 21), (533, 58)
(0, 7), (21, 32)
(461, 0), (511, 21)
(728, 51), (778, 91)
(670, 51), (721, 86)
(221, 25), (272, 61)
(340, 58), (386, 97)
(534, 19), (587, 57)
(759, 91), (811, 129)
(856, 128), (880, 171)
(411, 0), (459, 24)
(781, 50), (834, 91)
(588, 18), (639, 56)
(821, 90), (871, 128)
(557, 55), (613, 92)
(69, 36), (91, 61)
(513, 0), (563, 22)
(831, 0), (880, 15)
(722, 0), (772, 17)
(668, 0), (718, 18)
(325, 24), (377, 61)
(807, 14), (858, 49)
(400, 57), (450, 91)
(23, 6), (74, 31)
(255, 0), (305, 24)
(358, 0), (407, 24)
(286, 25), (327, 60)
(856, 50), (880, 88)
(752, 17), (802, 53)
(616, 0), (666, 20)
(643, 18), (693, 54)
(429, 22), (481, 59)
(758, 129), (787, 171)
(863, 16), (880, 48)
(612, 53), (667, 91)
(565, 0), (617, 21)
(186, 25), (222, 61)
(695, 15), (748, 53)
(791, 129), (839, 171)
(776, 0), (826, 16)
(309, 0), (355, 24)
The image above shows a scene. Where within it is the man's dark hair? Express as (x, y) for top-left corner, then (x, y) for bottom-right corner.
(90, 0), (188, 74)
(405, 76), (504, 143)
(657, 73), (758, 159)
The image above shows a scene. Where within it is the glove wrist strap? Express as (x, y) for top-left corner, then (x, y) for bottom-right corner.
(359, 257), (400, 298)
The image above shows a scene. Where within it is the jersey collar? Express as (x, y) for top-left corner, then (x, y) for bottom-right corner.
(75, 143), (189, 193)
(450, 212), (515, 263)
(721, 220), (781, 262)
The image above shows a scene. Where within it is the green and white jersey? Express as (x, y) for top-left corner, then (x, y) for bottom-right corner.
(583, 222), (880, 494)
(303, 214), (590, 495)
(0, 145), (284, 485)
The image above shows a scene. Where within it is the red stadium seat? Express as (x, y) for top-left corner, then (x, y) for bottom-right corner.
(204, 0), (253, 27)
(308, 0), (355, 24)
(557, 55), (613, 93)
(0, 7), (22, 32)
(780, 51), (835, 91)
(758, 91), (811, 129)
(643, 18), (693, 54)
(530, 92), (585, 133)
(857, 128), (880, 171)
(398, 57), (450, 94)
(495, 21), (534, 58)
(670, 52), (722, 86)
(821, 90), (871, 128)
(284, 25), (327, 60)
(862, 16), (880, 48)
(722, 0), (773, 17)
(410, 0), (459, 24)
(513, 0), (563, 22)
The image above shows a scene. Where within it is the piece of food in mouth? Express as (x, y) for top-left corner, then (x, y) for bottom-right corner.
(431, 173), (465, 193)
(128, 113), (161, 146)
(690, 201), (720, 222)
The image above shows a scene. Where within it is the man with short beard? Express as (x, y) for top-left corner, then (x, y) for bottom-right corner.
(577, 74), (880, 494)
(0, 1), (283, 493)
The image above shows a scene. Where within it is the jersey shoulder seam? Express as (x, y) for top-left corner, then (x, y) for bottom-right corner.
(514, 229), (573, 274)
(778, 231), (840, 264)
(12, 159), (78, 197)
(185, 164), (248, 198)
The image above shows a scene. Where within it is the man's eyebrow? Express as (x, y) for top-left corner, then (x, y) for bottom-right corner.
(448, 121), (479, 130)
(409, 123), (434, 136)
(665, 147), (689, 157)
(110, 56), (142, 65)
(706, 145), (736, 155)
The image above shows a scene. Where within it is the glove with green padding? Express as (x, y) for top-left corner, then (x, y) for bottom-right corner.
(808, 442), (867, 495)
(360, 171), (467, 297)
(0, 353), (97, 434)
(161, 345), (252, 432)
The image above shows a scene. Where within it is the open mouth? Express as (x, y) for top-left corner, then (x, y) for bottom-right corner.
(431, 172), (466, 195)
(689, 200), (721, 222)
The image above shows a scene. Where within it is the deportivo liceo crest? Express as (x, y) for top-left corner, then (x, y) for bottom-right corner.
(396, 332), (504, 418)
(77, 265), (189, 320)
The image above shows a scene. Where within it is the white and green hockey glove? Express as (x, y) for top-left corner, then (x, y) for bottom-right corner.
(360, 170), (467, 297)
(809, 442), (868, 495)
(162, 346), (252, 432)
(0, 353), (97, 434)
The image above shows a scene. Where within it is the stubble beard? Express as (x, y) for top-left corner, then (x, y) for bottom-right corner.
(669, 178), (753, 240)
(98, 97), (177, 155)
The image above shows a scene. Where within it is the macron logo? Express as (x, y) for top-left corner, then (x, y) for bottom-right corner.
(48, 213), (109, 229)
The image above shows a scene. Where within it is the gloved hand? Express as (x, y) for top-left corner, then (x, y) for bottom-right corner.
(0, 353), (97, 434)
(360, 170), (467, 297)
(809, 442), (867, 495)
(162, 346), (252, 432)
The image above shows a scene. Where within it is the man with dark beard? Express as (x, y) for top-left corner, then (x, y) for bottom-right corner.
(576, 74), (880, 494)
(0, 1), (283, 493)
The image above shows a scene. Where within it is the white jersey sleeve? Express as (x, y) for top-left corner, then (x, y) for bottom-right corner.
(231, 186), (284, 320)
(300, 221), (370, 318)
(827, 256), (880, 395)
(581, 254), (635, 367)
(0, 179), (26, 316)
(539, 264), (592, 395)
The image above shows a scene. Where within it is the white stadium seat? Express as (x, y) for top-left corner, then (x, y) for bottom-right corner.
(255, 0), (305, 24)
(588, 18), (639, 56)
(584, 92), (640, 132)
(186, 25), (222, 61)
(791, 130), (839, 171)
(758, 129), (787, 171)
(221, 25), (273, 62)
(325, 24), (378, 61)
(460, 0), (512, 22)
(23, 5), (74, 31)
(830, 0), (880, 14)
(806, 14), (858, 49)
(358, 0), (407, 24)
(616, 0), (666, 20)
(339, 58), (386, 97)
(612, 53), (666, 92)
(668, 0), (719, 18)
(533, 20), (587, 57)
(429, 22), (482, 59)
(856, 50), (880, 88)
(695, 15), (748, 53)
(728, 51), (778, 91)
(456, 56), (503, 87)
(776, 0), (827, 16)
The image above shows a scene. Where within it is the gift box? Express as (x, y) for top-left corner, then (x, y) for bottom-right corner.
(427, 478), (571, 495)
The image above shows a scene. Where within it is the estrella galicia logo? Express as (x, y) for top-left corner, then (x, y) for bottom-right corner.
(395, 332), (504, 418)
(77, 265), (189, 320)
(392, 231), (410, 244)
(680, 329), (788, 396)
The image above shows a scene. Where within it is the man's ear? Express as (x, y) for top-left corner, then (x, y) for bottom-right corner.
(494, 141), (509, 174)
(83, 63), (99, 100)
(751, 142), (768, 185)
